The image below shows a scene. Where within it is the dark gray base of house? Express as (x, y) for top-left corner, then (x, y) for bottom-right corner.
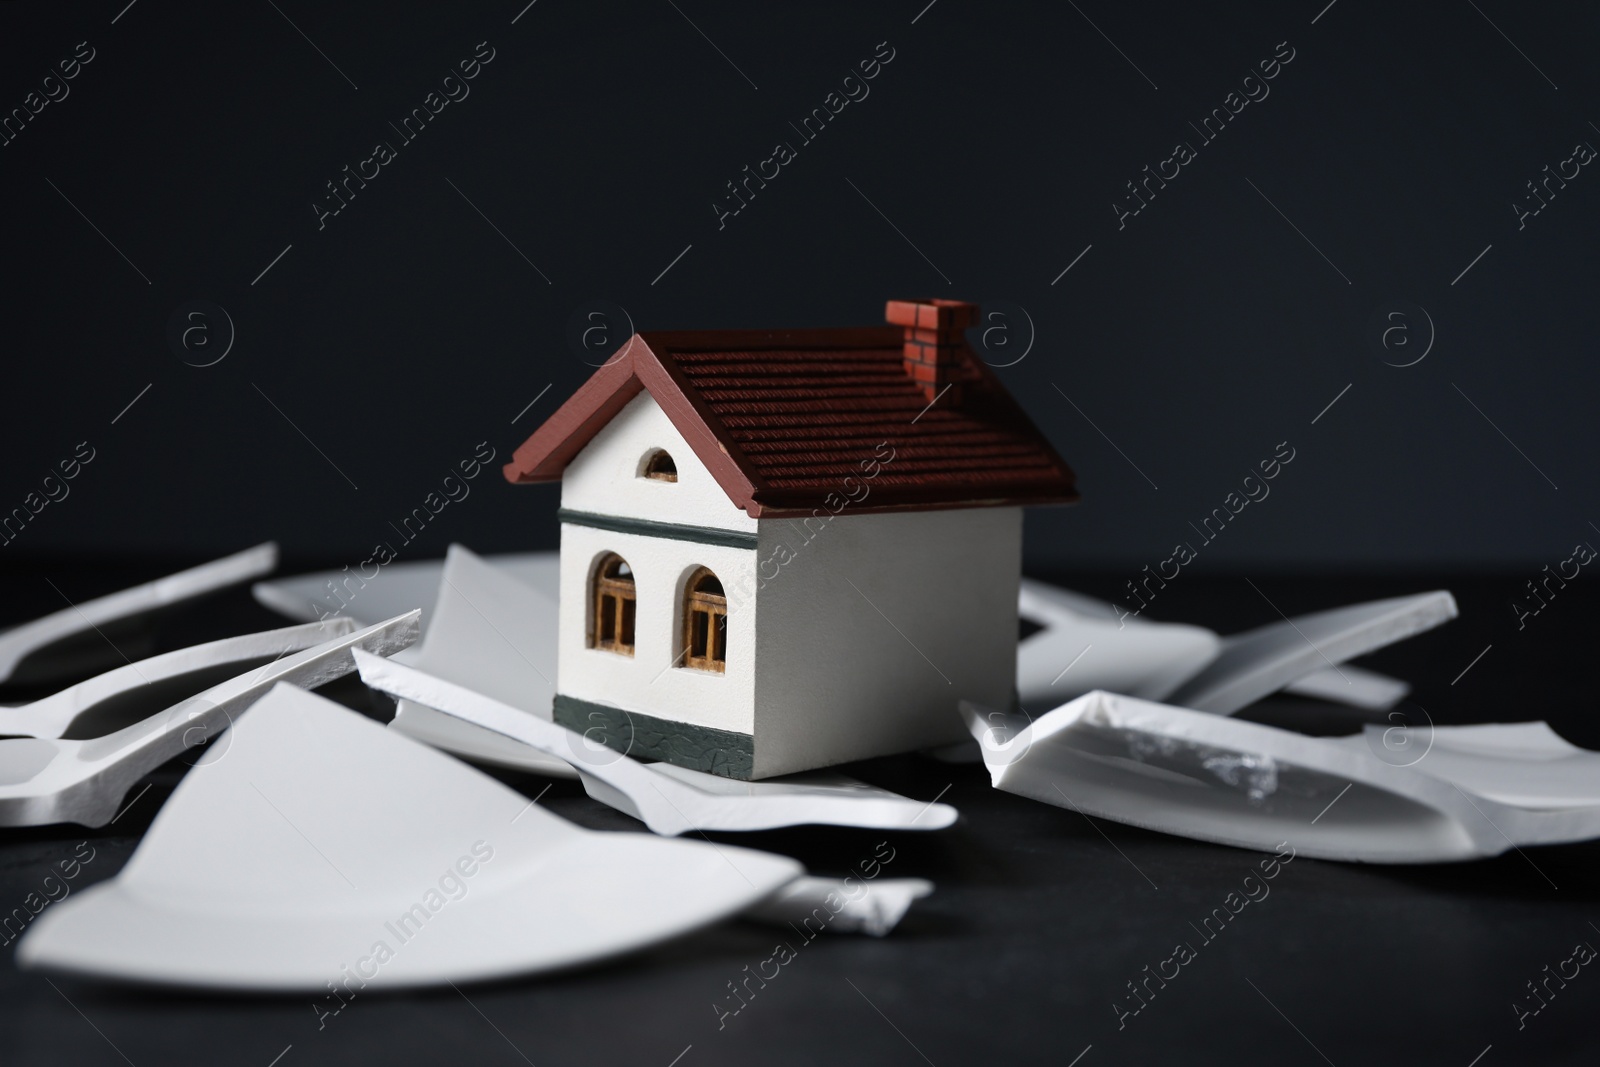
(552, 694), (755, 780)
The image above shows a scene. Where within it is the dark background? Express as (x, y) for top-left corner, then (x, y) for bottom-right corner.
(2, 0), (1597, 573)
(2, 2), (1599, 1065)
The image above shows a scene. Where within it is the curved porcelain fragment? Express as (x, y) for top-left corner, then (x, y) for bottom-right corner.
(1017, 579), (1429, 715)
(1016, 580), (1220, 705)
(0, 543), (279, 685)
(0, 618), (356, 739)
(1280, 664), (1408, 710)
(385, 545), (573, 779)
(1163, 591), (1456, 714)
(0, 612), (418, 828)
(962, 690), (1600, 863)
(251, 549), (560, 630)
(1329, 722), (1600, 810)
(744, 876), (933, 937)
(356, 651), (958, 834)
(17, 683), (802, 990)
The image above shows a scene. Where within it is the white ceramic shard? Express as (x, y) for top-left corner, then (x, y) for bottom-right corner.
(1281, 664), (1408, 711)
(1017, 579), (1134, 625)
(1330, 722), (1600, 810)
(1017, 580), (1440, 715)
(251, 550), (559, 631)
(17, 683), (802, 990)
(961, 691), (1600, 864)
(356, 651), (959, 834)
(0, 543), (279, 685)
(1164, 591), (1456, 714)
(0, 619), (357, 739)
(385, 545), (571, 778)
(743, 876), (933, 937)
(0, 612), (418, 829)
(610, 762), (959, 831)
(1016, 580), (1220, 704)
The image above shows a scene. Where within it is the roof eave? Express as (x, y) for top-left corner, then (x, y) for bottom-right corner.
(501, 345), (645, 484)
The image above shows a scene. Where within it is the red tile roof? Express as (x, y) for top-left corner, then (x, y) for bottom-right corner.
(504, 309), (1078, 518)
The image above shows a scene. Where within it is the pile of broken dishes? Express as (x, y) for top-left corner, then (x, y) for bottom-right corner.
(2, 546), (946, 991)
(986, 581), (1600, 862)
(2, 542), (1597, 992)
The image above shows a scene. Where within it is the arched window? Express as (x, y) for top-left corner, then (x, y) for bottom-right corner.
(641, 449), (678, 482)
(591, 553), (636, 655)
(681, 567), (727, 673)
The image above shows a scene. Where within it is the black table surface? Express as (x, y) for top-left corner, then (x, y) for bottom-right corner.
(1, 561), (1595, 1066)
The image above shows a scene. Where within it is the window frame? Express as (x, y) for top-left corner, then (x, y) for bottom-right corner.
(641, 449), (678, 482)
(680, 566), (727, 674)
(590, 553), (637, 656)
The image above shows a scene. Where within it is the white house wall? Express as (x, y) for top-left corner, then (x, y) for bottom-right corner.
(556, 525), (756, 736)
(556, 387), (757, 740)
(559, 390), (757, 533)
(751, 507), (1022, 777)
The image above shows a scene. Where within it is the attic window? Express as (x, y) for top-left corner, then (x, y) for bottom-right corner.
(591, 553), (636, 656)
(681, 568), (727, 673)
(642, 450), (678, 482)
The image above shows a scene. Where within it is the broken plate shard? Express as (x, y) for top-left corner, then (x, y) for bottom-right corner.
(0, 612), (418, 829)
(0, 543), (279, 686)
(1016, 579), (1447, 715)
(356, 651), (959, 834)
(1163, 591), (1457, 714)
(962, 690), (1600, 864)
(1330, 722), (1600, 810)
(1017, 579), (1220, 704)
(251, 550), (558, 632)
(743, 876), (933, 937)
(386, 545), (572, 778)
(18, 682), (802, 990)
(1278, 663), (1409, 712)
(0, 618), (357, 739)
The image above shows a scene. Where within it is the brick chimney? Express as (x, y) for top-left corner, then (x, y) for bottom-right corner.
(885, 298), (979, 404)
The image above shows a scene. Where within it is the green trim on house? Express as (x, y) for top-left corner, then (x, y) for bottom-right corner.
(553, 693), (755, 780)
(557, 509), (759, 550)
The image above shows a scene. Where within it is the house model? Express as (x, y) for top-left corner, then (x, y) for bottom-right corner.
(503, 299), (1077, 779)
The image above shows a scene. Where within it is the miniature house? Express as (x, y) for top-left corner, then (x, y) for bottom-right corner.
(503, 299), (1077, 779)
